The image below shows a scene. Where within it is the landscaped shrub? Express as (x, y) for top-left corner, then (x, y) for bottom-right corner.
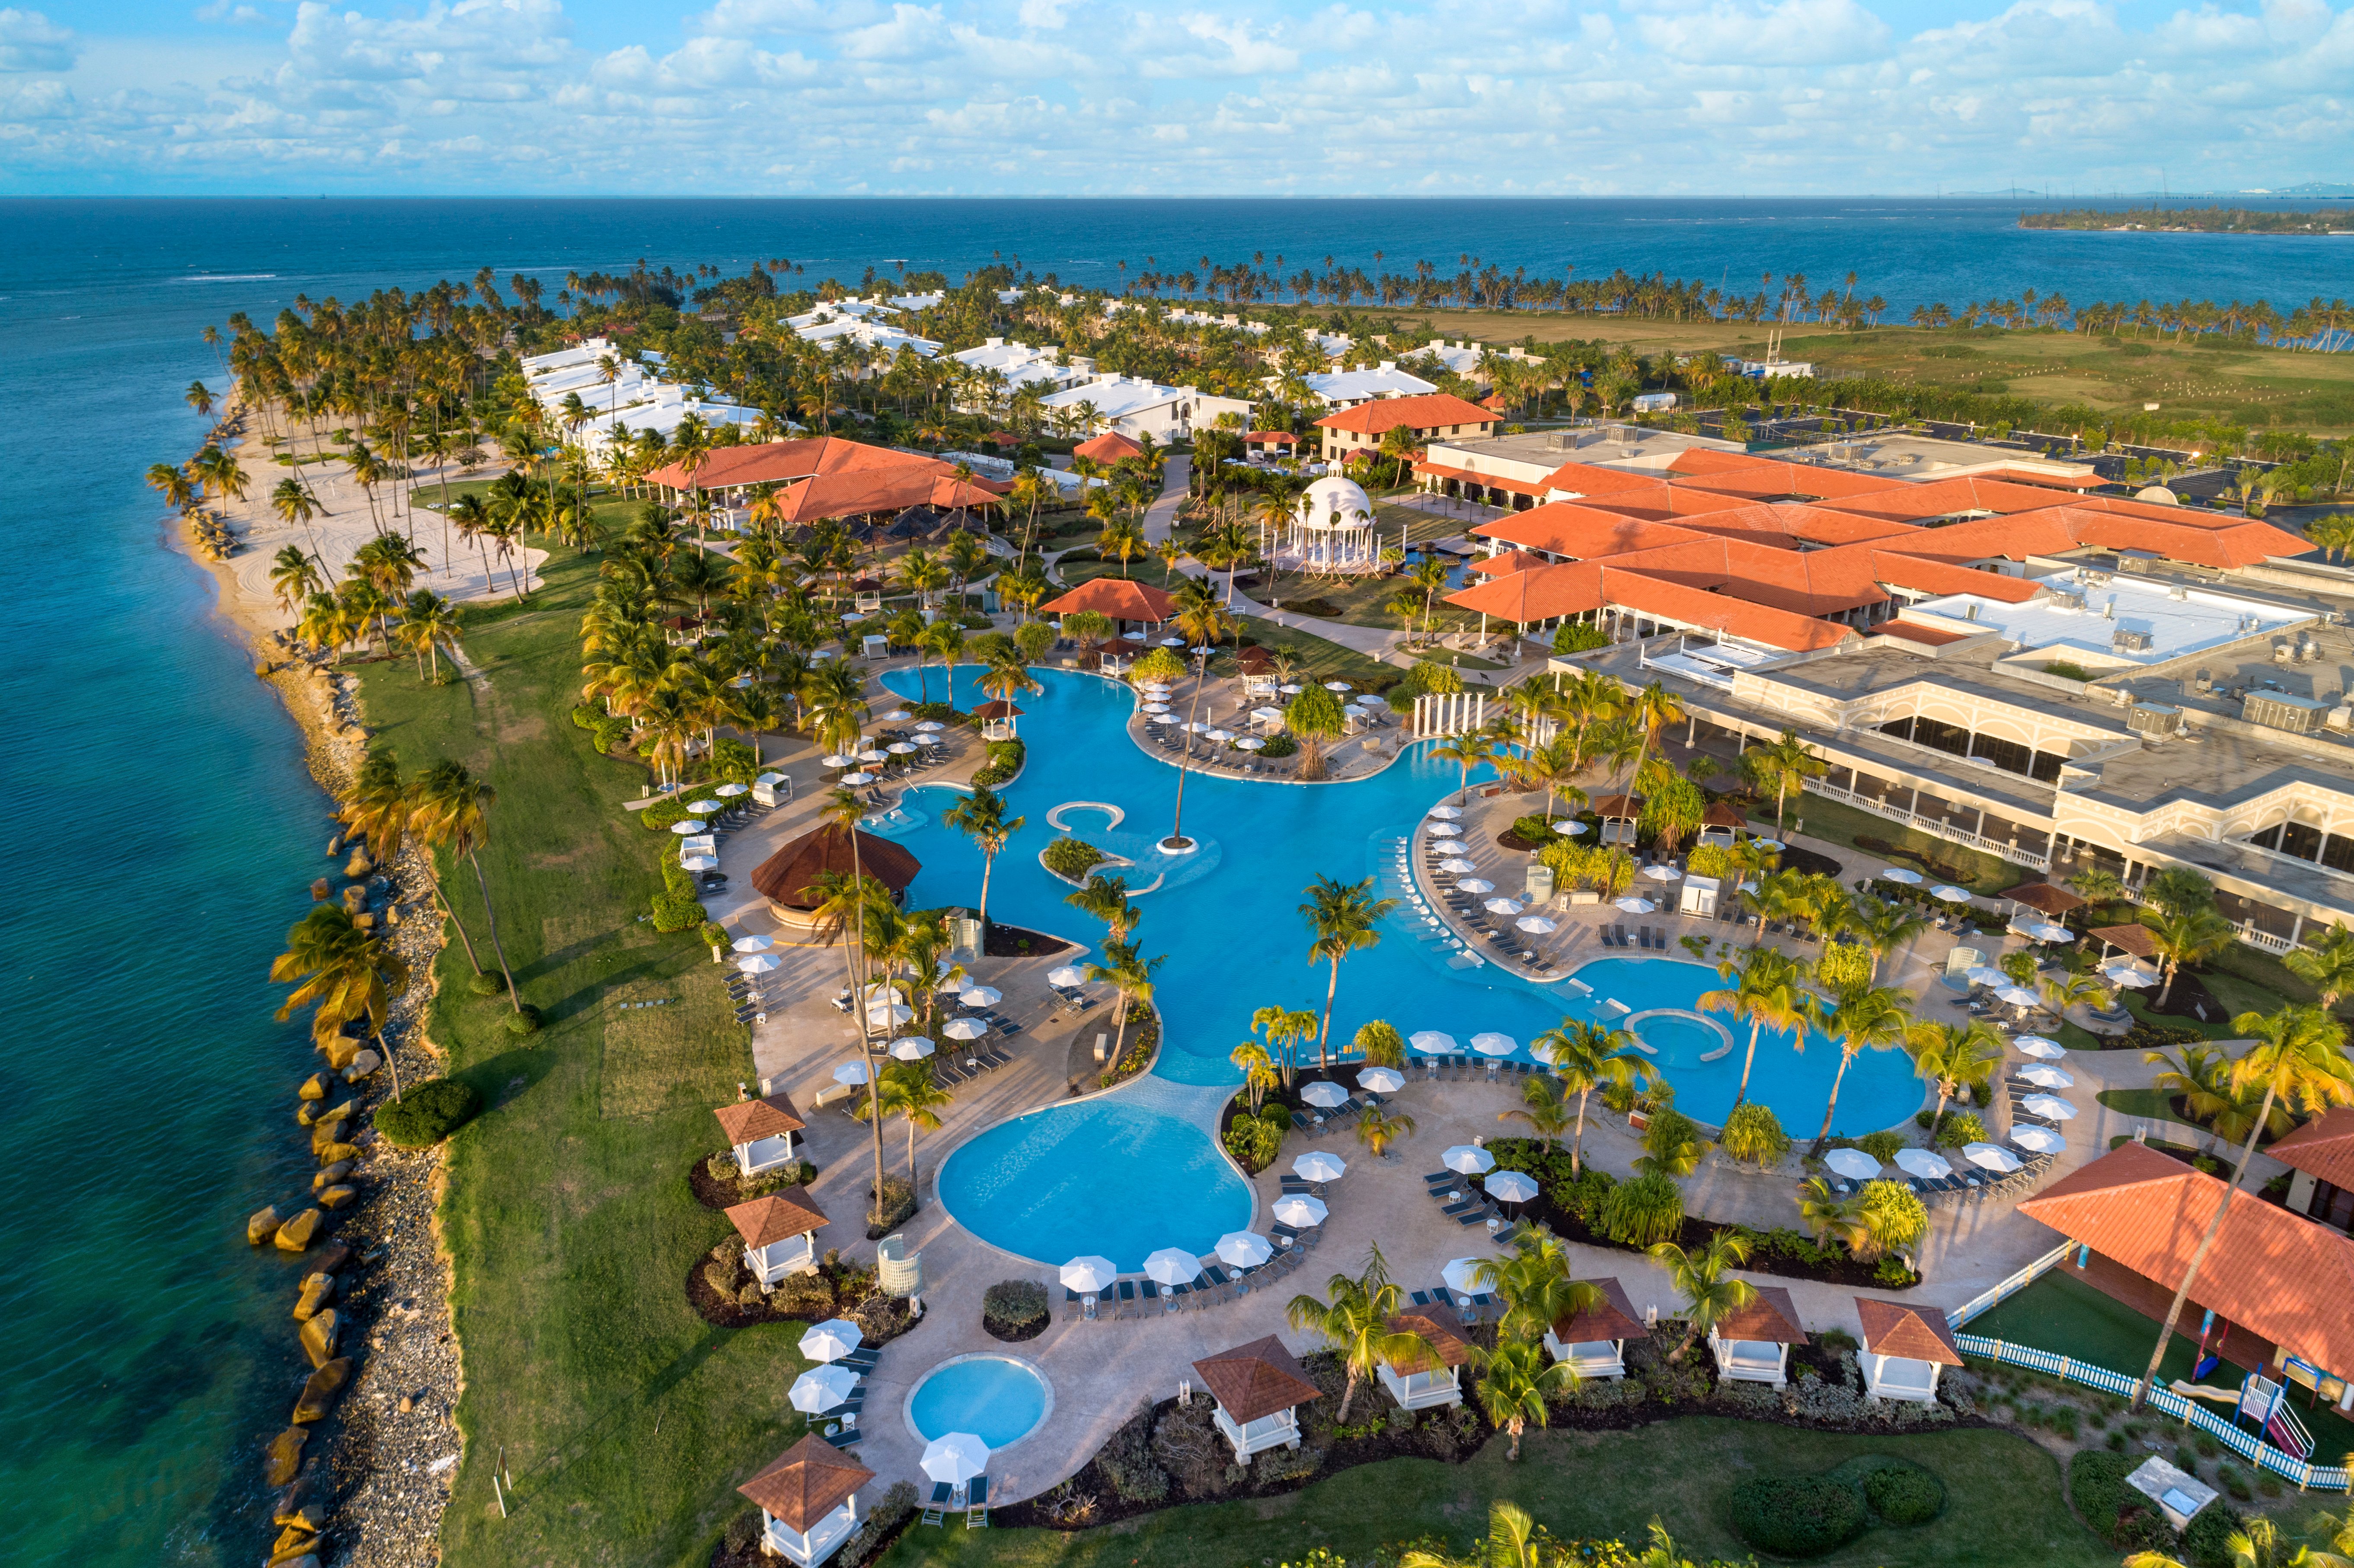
(591, 715), (632, 754)
(505, 1003), (543, 1037)
(1861, 1460), (1945, 1525)
(834, 1480), (918, 1568)
(2071, 1449), (2172, 1549)
(652, 888), (707, 932)
(1856, 1130), (1907, 1164)
(1936, 1111), (1988, 1148)
(1849, 1180), (1928, 1261)
(1150, 1399), (1237, 1497)
(1253, 1443), (1324, 1483)
(1509, 813), (1561, 846)
(1259, 732), (1298, 759)
(1721, 1103), (1790, 1168)
(642, 798), (689, 831)
(1042, 837), (1106, 880)
(1728, 1475), (1869, 1557)
(1096, 1399), (1169, 1502)
(375, 1077), (482, 1147)
(2181, 1502), (2246, 1568)
(865, 1174), (916, 1238)
(981, 1279), (1049, 1338)
(1816, 940), (1874, 990)
(1224, 1111), (1285, 1173)
(1686, 843), (1736, 879)
(1552, 621), (1609, 654)
(571, 704), (599, 730)
(1600, 1171), (1683, 1247)
(971, 738), (1026, 788)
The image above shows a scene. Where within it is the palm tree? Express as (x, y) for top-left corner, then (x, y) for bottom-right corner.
(270, 905), (409, 1098)
(1698, 947), (1808, 1108)
(269, 545), (323, 612)
(1499, 1073), (1575, 1150)
(1300, 874), (1398, 1071)
(1064, 873), (1139, 946)
(398, 589), (462, 682)
(1530, 1019), (1654, 1175)
(813, 786), (896, 1224)
(1087, 944), (1163, 1073)
(1229, 1040), (1277, 1115)
(1284, 1243), (1426, 1423)
(2134, 1006), (2354, 1407)
(1743, 727), (1826, 830)
(1398, 1501), (1549, 1568)
(1851, 897), (1931, 982)
(1648, 1229), (1758, 1362)
(1469, 1232), (1597, 1344)
(1467, 1337), (1573, 1460)
(942, 786), (1024, 936)
(1252, 1004), (1322, 1089)
(341, 747), (482, 976)
(857, 1060), (954, 1184)
(2147, 907), (2235, 1006)
(1430, 728), (1497, 805)
(270, 476), (326, 562)
(1803, 981), (1915, 1155)
(1795, 1175), (1866, 1250)
(2286, 923), (2354, 1009)
(1355, 1105), (1418, 1158)
(1610, 680), (1684, 881)
(1907, 1020), (2005, 1142)
(410, 760), (519, 1011)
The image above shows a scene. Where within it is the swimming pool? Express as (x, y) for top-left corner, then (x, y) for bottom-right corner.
(906, 1355), (1051, 1448)
(886, 667), (1923, 1263)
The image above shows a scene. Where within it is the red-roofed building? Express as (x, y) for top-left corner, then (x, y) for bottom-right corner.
(1074, 431), (1145, 465)
(643, 436), (1003, 527)
(1316, 393), (1498, 464)
(1038, 577), (1178, 627)
(2273, 1109), (2354, 1235)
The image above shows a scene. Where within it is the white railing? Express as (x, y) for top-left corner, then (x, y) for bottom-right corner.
(1805, 781), (2051, 871)
(1954, 1335), (2352, 1493)
(1948, 1242), (2073, 1329)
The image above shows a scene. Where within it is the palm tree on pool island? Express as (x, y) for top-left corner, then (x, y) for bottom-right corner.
(1697, 945), (1809, 1109)
(1801, 980), (1914, 1156)
(942, 785), (1024, 939)
(1300, 873), (1397, 1073)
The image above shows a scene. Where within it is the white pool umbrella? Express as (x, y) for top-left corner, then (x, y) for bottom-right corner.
(1485, 1171), (1539, 1204)
(790, 1364), (860, 1413)
(1824, 1147), (1882, 1180)
(1300, 1080), (1348, 1108)
(687, 798), (724, 814)
(1324, 681), (1352, 692)
(942, 1017), (988, 1041)
(1280, 683), (1302, 694)
(889, 1035), (936, 1060)
(1931, 885), (1973, 903)
(737, 954), (782, 975)
(732, 935), (776, 954)
(857, 749), (886, 763)
(1555, 821), (1587, 835)
(1427, 805), (1463, 820)
(922, 1433), (990, 1485)
(865, 1003), (913, 1028)
(914, 719), (946, 732)
(832, 1060), (871, 1086)
(1443, 1144), (1496, 1175)
(1964, 1141), (2024, 1172)
(1880, 867), (1924, 884)
(670, 819), (706, 835)
(1216, 1231), (1272, 1268)
(840, 771), (875, 786)
(2018, 1063), (2076, 1089)
(2015, 1036), (2067, 1059)
(1060, 1255), (1117, 1292)
(1047, 965), (1090, 988)
(1410, 1031), (1460, 1055)
(1894, 1148), (1954, 1179)
(1966, 966), (2009, 987)
(1456, 878), (1494, 894)
(716, 782), (750, 797)
(885, 741), (917, 755)
(1236, 737), (1266, 750)
(1143, 1247), (1203, 1286)
(1614, 896), (1655, 914)
(1994, 985), (2041, 1007)
(799, 1319), (864, 1362)
(1293, 1151), (1348, 1183)
(1470, 1032), (1518, 1057)
(1357, 1067), (1405, 1093)
(1142, 703), (1171, 715)
(959, 986), (1002, 1007)
(1642, 864), (1682, 881)
(1440, 859), (1478, 874)
(2023, 921), (2075, 942)
(1484, 897), (1524, 915)
(2103, 965), (2155, 989)
(2021, 1093), (2077, 1121)
(1441, 1256), (1489, 1293)
(1428, 823), (1462, 837)
(1272, 1194), (1328, 1227)
(1517, 915), (1559, 934)
(821, 754), (854, 767)
(2010, 1124), (2067, 1154)
(680, 854), (719, 872)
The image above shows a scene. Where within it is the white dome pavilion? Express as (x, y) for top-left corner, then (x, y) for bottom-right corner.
(1279, 474), (1380, 574)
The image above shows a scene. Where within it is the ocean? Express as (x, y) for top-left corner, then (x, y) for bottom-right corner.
(0, 194), (2341, 1567)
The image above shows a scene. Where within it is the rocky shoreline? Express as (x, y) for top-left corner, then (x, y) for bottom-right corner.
(249, 639), (463, 1568)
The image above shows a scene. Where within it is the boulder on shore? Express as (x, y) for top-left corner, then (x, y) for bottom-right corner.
(269, 1472), (320, 1526)
(293, 1272), (336, 1322)
(248, 1206), (282, 1246)
(317, 1185), (357, 1211)
(310, 878), (332, 902)
(274, 1209), (323, 1252)
(344, 1049), (383, 1081)
(264, 1426), (308, 1487)
(339, 885), (366, 917)
(298, 1073), (333, 1102)
(344, 849), (372, 879)
(267, 1539), (321, 1568)
(320, 1036), (362, 1071)
(312, 1161), (353, 1192)
(326, 834), (342, 858)
(309, 1119), (346, 1156)
(298, 1309), (339, 1368)
(310, 1239), (353, 1274)
(291, 1357), (352, 1423)
(316, 1141), (361, 1165)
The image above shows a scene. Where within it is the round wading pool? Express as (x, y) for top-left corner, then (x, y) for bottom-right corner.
(905, 1354), (1052, 1449)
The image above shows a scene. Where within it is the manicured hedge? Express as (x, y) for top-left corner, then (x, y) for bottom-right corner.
(376, 1077), (482, 1147)
(1861, 1459), (1945, 1525)
(1728, 1475), (1869, 1558)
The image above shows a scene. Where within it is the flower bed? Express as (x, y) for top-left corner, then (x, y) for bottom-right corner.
(686, 1151), (820, 1211)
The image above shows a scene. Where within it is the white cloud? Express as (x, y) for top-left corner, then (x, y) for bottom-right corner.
(0, 7), (77, 71)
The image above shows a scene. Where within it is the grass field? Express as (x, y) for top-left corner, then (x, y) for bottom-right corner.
(877, 1418), (2113, 1568)
(1394, 310), (2354, 435)
(1765, 793), (2023, 896)
(353, 550), (811, 1568)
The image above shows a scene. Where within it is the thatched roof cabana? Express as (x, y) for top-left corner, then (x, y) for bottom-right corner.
(749, 824), (921, 911)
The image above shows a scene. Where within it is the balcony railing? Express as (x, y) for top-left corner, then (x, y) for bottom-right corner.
(1805, 781), (2051, 872)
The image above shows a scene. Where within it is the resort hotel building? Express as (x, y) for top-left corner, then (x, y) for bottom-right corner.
(1438, 437), (2354, 955)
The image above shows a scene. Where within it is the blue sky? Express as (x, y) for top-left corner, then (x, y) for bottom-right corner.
(3, 0), (2348, 194)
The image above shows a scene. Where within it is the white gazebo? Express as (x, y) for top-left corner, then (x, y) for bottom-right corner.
(1542, 1276), (1645, 1381)
(738, 1433), (877, 1566)
(1275, 475), (1380, 575)
(1193, 1336), (1323, 1463)
(1854, 1297), (1965, 1404)
(1376, 1305), (1469, 1410)
(712, 1086), (807, 1177)
(1708, 1285), (1808, 1388)
(727, 1188), (830, 1287)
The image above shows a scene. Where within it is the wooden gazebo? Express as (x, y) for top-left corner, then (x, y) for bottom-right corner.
(727, 1188), (830, 1287)
(1543, 1276), (1645, 1380)
(2005, 882), (2086, 920)
(749, 824), (921, 931)
(1377, 1305), (1469, 1411)
(1193, 1335), (1322, 1463)
(1591, 792), (1643, 847)
(713, 1087), (807, 1178)
(738, 1433), (876, 1565)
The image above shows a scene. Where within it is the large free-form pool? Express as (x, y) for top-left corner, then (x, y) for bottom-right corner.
(892, 668), (1923, 1270)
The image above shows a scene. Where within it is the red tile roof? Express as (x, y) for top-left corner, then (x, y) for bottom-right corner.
(1445, 560), (1605, 624)
(1038, 577), (1178, 622)
(2002, 882), (2086, 915)
(1417, 462), (1550, 498)
(2268, 1108), (2354, 1193)
(1538, 460), (1674, 498)
(713, 1091), (806, 1145)
(1854, 1298), (1964, 1365)
(646, 436), (927, 492)
(1468, 549), (1549, 577)
(1713, 1284), (1808, 1344)
(1385, 1304), (1472, 1374)
(1192, 1336), (1322, 1424)
(1470, 504), (1709, 559)
(1666, 453), (1909, 501)
(739, 1435), (874, 1531)
(2017, 1142), (2354, 1373)
(1552, 1276), (1645, 1343)
(1315, 393), (1499, 435)
(1075, 431), (1145, 463)
(1598, 569), (1858, 652)
(725, 1188), (830, 1248)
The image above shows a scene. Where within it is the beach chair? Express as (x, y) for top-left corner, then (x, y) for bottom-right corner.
(1271, 1223), (1302, 1249)
(966, 1475), (990, 1527)
(841, 1347), (880, 1370)
(1290, 1111), (1316, 1134)
(924, 1482), (954, 1526)
(1140, 1280), (1162, 1313)
(1423, 1171), (1455, 1188)
(823, 1426), (864, 1451)
(1441, 1198), (1479, 1220)
(1114, 1280), (1138, 1319)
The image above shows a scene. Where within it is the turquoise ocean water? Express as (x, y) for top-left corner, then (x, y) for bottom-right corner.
(0, 196), (2341, 1567)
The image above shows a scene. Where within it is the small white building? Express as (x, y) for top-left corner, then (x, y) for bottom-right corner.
(1542, 1275), (1645, 1380)
(1708, 1285), (1808, 1388)
(1854, 1297), (1965, 1404)
(1193, 1336), (1323, 1463)
(1292, 362), (1439, 410)
(738, 1433), (877, 1566)
(1039, 373), (1251, 443)
(1376, 1306), (1470, 1410)
(726, 1188), (830, 1287)
(712, 1087), (808, 1178)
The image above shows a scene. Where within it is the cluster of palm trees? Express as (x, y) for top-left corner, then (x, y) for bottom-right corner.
(275, 535), (462, 680)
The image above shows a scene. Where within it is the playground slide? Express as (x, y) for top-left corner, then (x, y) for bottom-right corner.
(2169, 1379), (2242, 1405)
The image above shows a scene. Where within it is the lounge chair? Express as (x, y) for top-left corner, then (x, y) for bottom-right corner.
(1140, 1280), (1162, 1312)
(1423, 1171), (1454, 1188)
(924, 1482), (954, 1526)
(966, 1475), (990, 1526)
(1115, 1280), (1137, 1319)
(823, 1427), (864, 1451)
(1441, 1199), (1479, 1220)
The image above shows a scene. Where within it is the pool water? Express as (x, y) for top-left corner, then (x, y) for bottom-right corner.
(891, 667), (1924, 1266)
(907, 1356), (1050, 1448)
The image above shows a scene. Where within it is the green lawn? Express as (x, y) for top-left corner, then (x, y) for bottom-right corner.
(1228, 615), (1402, 689)
(353, 552), (810, 1568)
(878, 1418), (2112, 1568)
(1772, 794), (2024, 894)
(2095, 1086), (2193, 1126)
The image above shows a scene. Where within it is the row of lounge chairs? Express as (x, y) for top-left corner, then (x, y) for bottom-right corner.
(923, 1475), (990, 1528)
(1291, 1089), (1384, 1136)
(1063, 1247), (1311, 1320)
(1422, 1168), (1516, 1229)
(811, 1343), (884, 1452)
(1418, 1057), (1546, 1083)
(725, 971), (768, 1025)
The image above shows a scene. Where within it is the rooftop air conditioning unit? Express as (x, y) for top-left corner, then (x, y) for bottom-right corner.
(2112, 628), (2155, 654)
(2168, 584), (2189, 600)
(2051, 590), (2086, 613)
(2128, 703), (2182, 738)
(2244, 690), (2331, 735)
